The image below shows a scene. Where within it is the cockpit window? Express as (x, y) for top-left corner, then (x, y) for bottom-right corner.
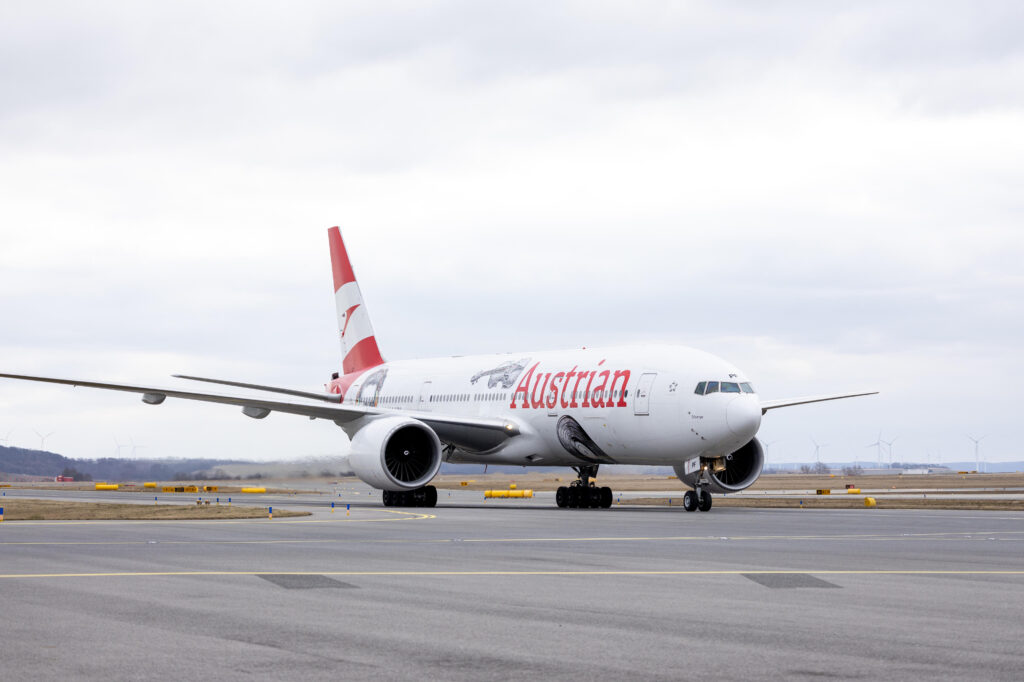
(705, 381), (720, 394)
(694, 381), (707, 395)
(740, 382), (755, 393)
(721, 382), (741, 393)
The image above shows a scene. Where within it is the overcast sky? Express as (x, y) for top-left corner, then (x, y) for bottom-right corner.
(1, 1), (1021, 465)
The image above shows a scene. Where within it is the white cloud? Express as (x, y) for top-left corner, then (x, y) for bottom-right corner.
(0, 1), (1021, 464)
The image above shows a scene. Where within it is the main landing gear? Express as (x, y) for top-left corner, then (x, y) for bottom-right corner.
(382, 486), (437, 508)
(555, 465), (613, 509)
(682, 488), (712, 512)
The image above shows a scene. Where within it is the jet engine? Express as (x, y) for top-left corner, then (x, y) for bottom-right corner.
(348, 416), (443, 491)
(673, 437), (764, 494)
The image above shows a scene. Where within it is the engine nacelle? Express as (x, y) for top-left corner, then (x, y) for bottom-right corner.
(673, 437), (764, 494)
(348, 416), (443, 491)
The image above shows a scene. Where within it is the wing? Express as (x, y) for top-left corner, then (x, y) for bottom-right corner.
(0, 372), (520, 452)
(759, 391), (878, 414)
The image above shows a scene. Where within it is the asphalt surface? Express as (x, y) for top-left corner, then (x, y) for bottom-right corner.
(2, 486), (1023, 681)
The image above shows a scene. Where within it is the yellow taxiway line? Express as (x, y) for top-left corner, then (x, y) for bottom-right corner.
(2, 529), (1021, 547)
(1, 569), (1024, 580)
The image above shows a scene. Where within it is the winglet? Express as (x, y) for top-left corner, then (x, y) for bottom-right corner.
(328, 227), (385, 375)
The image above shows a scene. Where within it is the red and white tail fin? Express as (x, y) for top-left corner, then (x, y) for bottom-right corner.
(328, 227), (385, 375)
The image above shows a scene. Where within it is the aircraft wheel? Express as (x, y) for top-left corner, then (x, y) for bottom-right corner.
(567, 487), (581, 508)
(600, 487), (613, 508)
(424, 486), (437, 508)
(697, 490), (713, 512)
(555, 486), (568, 508)
(682, 490), (698, 512)
(382, 490), (393, 507)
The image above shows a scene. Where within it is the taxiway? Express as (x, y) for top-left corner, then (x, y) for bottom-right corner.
(1, 487), (1022, 681)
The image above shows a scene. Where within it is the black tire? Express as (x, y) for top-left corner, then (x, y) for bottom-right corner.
(424, 486), (437, 508)
(555, 486), (568, 508)
(698, 490), (713, 512)
(382, 490), (393, 507)
(683, 490), (698, 512)
(600, 487), (613, 508)
(567, 487), (580, 508)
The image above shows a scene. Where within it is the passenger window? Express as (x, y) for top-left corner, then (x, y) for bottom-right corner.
(722, 382), (741, 393)
(695, 381), (707, 395)
(705, 381), (720, 394)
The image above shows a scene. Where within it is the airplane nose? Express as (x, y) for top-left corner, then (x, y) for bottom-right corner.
(726, 397), (761, 437)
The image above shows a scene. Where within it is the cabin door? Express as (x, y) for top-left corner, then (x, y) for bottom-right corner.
(418, 381), (432, 411)
(634, 373), (657, 416)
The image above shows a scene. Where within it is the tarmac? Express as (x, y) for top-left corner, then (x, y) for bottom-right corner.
(1, 484), (1023, 681)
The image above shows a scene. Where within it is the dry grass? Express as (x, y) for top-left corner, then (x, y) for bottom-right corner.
(0, 481), (311, 495)
(747, 472), (1024, 491)
(432, 472), (1024, 492)
(627, 496), (1024, 511)
(0, 499), (310, 521)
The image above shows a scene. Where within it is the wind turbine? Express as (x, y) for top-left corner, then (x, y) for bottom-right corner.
(0, 429), (12, 446)
(811, 438), (828, 464)
(967, 435), (986, 473)
(881, 436), (898, 468)
(762, 439), (779, 465)
(129, 436), (146, 458)
(114, 437), (128, 457)
(866, 431), (883, 467)
(34, 430), (55, 451)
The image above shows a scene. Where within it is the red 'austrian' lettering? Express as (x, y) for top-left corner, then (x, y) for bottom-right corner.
(509, 363), (632, 410)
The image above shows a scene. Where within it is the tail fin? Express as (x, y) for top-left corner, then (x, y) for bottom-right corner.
(328, 227), (385, 374)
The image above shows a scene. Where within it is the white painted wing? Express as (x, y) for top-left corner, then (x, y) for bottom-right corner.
(0, 372), (519, 452)
(759, 391), (878, 414)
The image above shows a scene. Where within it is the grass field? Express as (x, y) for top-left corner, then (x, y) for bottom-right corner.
(627, 496), (1024, 511)
(431, 472), (1024, 492)
(0, 500), (310, 521)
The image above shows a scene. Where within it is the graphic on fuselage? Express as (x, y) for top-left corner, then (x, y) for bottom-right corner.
(556, 416), (616, 464)
(356, 368), (387, 405)
(470, 358), (529, 389)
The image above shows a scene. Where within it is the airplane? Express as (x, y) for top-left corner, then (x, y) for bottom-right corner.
(0, 227), (876, 512)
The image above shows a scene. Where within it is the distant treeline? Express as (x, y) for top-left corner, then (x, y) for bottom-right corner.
(0, 445), (247, 482)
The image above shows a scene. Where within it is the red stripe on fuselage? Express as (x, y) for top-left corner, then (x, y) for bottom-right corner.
(328, 226), (357, 291)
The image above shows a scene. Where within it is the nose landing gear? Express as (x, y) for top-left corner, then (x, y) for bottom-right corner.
(555, 465), (613, 509)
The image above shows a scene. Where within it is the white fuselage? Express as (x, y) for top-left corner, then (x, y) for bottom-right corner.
(333, 344), (762, 468)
